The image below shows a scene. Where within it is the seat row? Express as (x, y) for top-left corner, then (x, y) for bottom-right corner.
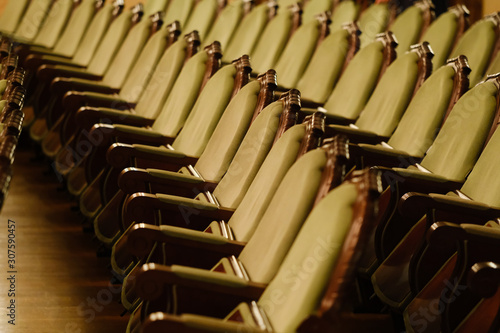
(3, 0), (500, 331)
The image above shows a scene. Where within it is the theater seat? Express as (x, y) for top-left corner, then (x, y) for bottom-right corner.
(94, 70), (278, 246)
(296, 22), (360, 105)
(183, 0), (220, 41)
(78, 56), (250, 219)
(41, 18), (179, 159)
(128, 169), (381, 333)
(388, 0), (434, 52)
(351, 55), (470, 166)
(64, 41), (222, 198)
(250, 3), (302, 75)
(326, 42), (433, 143)
(372, 84), (500, 310)
(221, 1), (275, 64)
(419, 4), (469, 69)
(357, 2), (390, 48)
(111, 111), (324, 279)
(201, 0), (249, 49)
(449, 12), (500, 87)
(329, 0), (360, 32)
(0, 0), (30, 35)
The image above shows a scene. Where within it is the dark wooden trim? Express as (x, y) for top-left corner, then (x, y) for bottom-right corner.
(199, 41), (222, 94)
(251, 69), (277, 123)
(414, 0), (435, 42)
(111, 0), (125, 19)
(298, 169), (384, 331)
(230, 54), (252, 99)
(272, 89), (300, 144)
(410, 41), (434, 98)
(375, 31), (398, 83)
(442, 55), (471, 123)
(341, 22), (361, 75)
(296, 112), (325, 161)
(165, 21), (182, 48)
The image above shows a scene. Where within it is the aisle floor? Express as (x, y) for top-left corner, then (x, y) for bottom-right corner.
(0, 143), (128, 332)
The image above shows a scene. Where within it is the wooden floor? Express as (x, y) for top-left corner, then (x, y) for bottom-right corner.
(0, 140), (128, 332)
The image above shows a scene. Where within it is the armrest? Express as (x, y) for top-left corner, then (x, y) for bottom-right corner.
(90, 124), (174, 148)
(76, 107), (153, 130)
(325, 124), (389, 144)
(134, 263), (266, 302)
(124, 193), (234, 231)
(107, 143), (198, 169)
(350, 143), (422, 169)
(114, 224), (245, 270)
(63, 91), (130, 109)
(299, 108), (354, 125)
(28, 46), (73, 58)
(399, 192), (500, 222)
(119, 167), (217, 195)
(37, 64), (102, 84)
(142, 312), (259, 333)
(53, 78), (117, 96)
(375, 166), (463, 194)
(24, 54), (85, 72)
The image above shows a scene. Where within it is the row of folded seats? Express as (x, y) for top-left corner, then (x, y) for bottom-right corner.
(0, 40), (27, 211)
(1, 0), (500, 331)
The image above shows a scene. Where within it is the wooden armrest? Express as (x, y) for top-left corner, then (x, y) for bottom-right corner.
(54, 79), (117, 97)
(133, 263), (266, 304)
(76, 107), (150, 130)
(118, 167), (217, 195)
(90, 124), (174, 149)
(142, 312), (254, 333)
(24, 53), (85, 72)
(399, 192), (500, 222)
(325, 125), (389, 144)
(106, 143), (197, 169)
(113, 224), (245, 274)
(350, 143), (422, 169)
(375, 167), (463, 194)
(299, 108), (354, 125)
(124, 193), (234, 231)
(37, 64), (101, 84)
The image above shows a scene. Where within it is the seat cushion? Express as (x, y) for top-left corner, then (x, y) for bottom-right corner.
(420, 11), (459, 68)
(222, 3), (269, 63)
(420, 80), (498, 182)
(330, 0), (359, 32)
(51, 0), (96, 57)
(134, 38), (188, 119)
(213, 100), (285, 209)
(358, 3), (389, 48)
(323, 39), (385, 120)
(202, 0), (244, 48)
(274, 19), (322, 88)
(450, 19), (498, 87)
(117, 23), (171, 103)
(251, 10), (293, 74)
(238, 148), (328, 284)
(228, 124), (307, 241)
(101, 19), (151, 89)
(85, 10), (133, 76)
(354, 51), (420, 137)
(171, 64), (237, 157)
(387, 65), (456, 157)
(151, 50), (209, 137)
(32, 0), (74, 49)
(297, 28), (350, 104)
(194, 80), (262, 182)
(258, 182), (358, 332)
(390, 5), (424, 52)
(460, 127), (500, 207)
(0, 0), (30, 34)
(183, 0), (219, 41)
